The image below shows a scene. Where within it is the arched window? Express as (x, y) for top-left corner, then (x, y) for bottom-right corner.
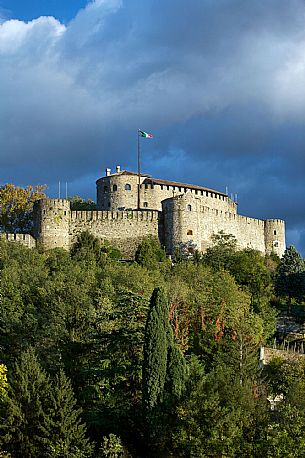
(187, 204), (192, 211)
(274, 230), (277, 235)
(125, 183), (131, 191)
(143, 202), (148, 208)
(113, 184), (117, 192)
(187, 229), (193, 236)
(104, 185), (108, 193)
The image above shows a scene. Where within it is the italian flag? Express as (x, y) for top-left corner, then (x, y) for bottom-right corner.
(139, 130), (153, 138)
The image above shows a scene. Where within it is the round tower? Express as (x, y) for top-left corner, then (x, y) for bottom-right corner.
(162, 193), (201, 255)
(33, 198), (71, 250)
(264, 219), (286, 258)
(96, 166), (149, 210)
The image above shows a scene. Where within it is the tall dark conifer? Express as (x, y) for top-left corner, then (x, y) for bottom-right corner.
(142, 288), (169, 412)
(142, 288), (187, 451)
(48, 369), (93, 457)
(0, 349), (93, 458)
(0, 348), (52, 457)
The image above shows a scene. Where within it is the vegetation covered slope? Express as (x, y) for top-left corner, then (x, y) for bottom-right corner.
(0, 232), (305, 457)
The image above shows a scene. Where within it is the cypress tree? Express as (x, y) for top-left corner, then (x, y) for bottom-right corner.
(142, 288), (188, 449)
(142, 288), (169, 412)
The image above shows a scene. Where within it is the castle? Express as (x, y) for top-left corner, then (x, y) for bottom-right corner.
(4, 165), (286, 258)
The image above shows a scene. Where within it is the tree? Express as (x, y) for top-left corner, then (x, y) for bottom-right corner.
(68, 196), (96, 211)
(262, 358), (305, 457)
(275, 245), (305, 314)
(0, 348), (53, 457)
(0, 184), (46, 232)
(98, 434), (129, 458)
(71, 231), (121, 265)
(142, 288), (169, 413)
(202, 231), (237, 271)
(135, 237), (169, 270)
(172, 358), (269, 458)
(0, 366), (7, 402)
(48, 370), (93, 457)
(0, 349), (93, 457)
(142, 288), (187, 450)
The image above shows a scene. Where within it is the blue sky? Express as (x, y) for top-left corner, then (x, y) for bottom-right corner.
(0, 1), (89, 23)
(1, 0), (305, 253)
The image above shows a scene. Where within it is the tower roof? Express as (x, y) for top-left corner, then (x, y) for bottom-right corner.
(143, 177), (227, 197)
(97, 169), (227, 196)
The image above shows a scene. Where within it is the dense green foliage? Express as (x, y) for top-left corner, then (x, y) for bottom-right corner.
(275, 245), (305, 313)
(0, 183), (46, 232)
(68, 196), (97, 211)
(0, 233), (305, 457)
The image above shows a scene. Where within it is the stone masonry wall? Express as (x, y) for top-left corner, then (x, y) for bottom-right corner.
(2, 233), (36, 249)
(162, 193), (285, 257)
(97, 172), (237, 213)
(69, 210), (161, 258)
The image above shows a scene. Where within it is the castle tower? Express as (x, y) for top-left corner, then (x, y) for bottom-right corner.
(162, 193), (201, 254)
(264, 219), (286, 257)
(96, 166), (149, 210)
(33, 198), (71, 250)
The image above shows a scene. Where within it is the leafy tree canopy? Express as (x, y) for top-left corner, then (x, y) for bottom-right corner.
(68, 196), (97, 211)
(0, 184), (46, 233)
(135, 236), (169, 270)
(275, 245), (305, 311)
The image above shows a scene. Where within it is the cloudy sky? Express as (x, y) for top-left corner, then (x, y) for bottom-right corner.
(1, 0), (305, 252)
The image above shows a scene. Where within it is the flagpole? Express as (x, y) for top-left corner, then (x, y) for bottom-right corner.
(137, 129), (140, 210)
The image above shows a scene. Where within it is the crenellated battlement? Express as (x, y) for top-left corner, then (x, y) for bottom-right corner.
(2, 233), (36, 248)
(70, 209), (160, 222)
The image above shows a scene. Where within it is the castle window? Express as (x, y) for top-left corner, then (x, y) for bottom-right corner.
(143, 202), (148, 208)
(187, 229), (193, 236)
(108, 202), (111, 208)
(187, 204), (192, 211)
(113, 184), (117, 192)
(273, 241), (279, 247)
(125, 183), (131, 191)
(274, 230), (277, 236)
(104, 186), (108, 193)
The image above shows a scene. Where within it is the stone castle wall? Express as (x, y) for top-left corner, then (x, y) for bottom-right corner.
(96, 171), (237, 213)
(33, 199), (160, 258)
(1, 233), (36, 249)
(70, 209), (160, 258)
(162, 193), (285, 257)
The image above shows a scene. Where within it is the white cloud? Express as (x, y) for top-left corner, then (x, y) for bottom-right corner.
(0, 17), (65, 54)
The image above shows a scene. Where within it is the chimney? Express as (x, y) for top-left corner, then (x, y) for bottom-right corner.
(105, 168), (111, 177)
(116, 165), (121, 173)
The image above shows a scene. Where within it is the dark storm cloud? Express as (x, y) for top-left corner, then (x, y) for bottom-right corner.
(1, 0), (305, 251)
